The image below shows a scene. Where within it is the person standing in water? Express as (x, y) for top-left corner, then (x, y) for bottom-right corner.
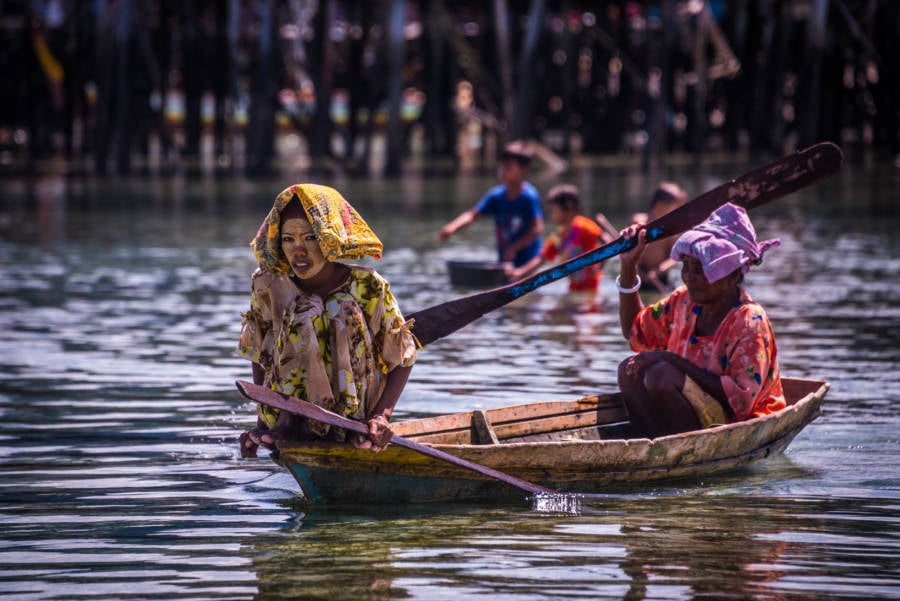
(438, 140), (544, 268)
(506, 183), (615, 292)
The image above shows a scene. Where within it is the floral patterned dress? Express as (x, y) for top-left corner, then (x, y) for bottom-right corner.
(238, 265), (418, 440)
(628, 286), (786, 420)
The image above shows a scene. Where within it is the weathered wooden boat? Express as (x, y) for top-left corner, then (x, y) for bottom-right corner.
(274, 377), (827, 504)
(446, 259), (511, 288)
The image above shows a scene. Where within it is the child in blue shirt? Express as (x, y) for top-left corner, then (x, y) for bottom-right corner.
(438, 141), (543, 267)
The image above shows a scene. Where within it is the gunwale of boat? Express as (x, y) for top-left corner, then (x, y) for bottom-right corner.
(391, 377), (826, 444)
(274, 377), (828, 488)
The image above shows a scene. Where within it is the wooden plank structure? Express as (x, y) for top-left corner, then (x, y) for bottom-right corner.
(274, 377), (828, 504)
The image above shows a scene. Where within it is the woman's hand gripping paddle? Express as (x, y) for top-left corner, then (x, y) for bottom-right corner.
(235, 380), (556, 496)
(408, 142), (843, 346)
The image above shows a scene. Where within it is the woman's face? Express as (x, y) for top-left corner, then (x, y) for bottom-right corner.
(281, 218), (328, 280)
(680, 256), (737, 304)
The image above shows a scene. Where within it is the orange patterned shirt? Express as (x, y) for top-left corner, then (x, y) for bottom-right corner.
(540, 215), (604, 292)
(628, 286), (786, 420)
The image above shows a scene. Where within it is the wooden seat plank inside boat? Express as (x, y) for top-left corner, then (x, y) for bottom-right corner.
(393, 393), (630, 445)
(472, 410), (499, 444)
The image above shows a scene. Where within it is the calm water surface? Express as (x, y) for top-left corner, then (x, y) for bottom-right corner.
(1, 159), (899, 600)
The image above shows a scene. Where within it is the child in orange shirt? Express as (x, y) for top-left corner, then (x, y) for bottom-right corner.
(507, 184), (614, 292)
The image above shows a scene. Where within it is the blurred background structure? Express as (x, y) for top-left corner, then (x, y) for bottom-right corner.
(2, 0), (897, 177)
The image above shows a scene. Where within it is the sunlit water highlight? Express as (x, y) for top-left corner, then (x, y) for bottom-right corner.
(1, 162), (898, 600)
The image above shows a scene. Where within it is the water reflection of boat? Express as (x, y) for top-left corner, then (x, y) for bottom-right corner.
(446, 260), (511, 288)
(275, 377), (827, 504)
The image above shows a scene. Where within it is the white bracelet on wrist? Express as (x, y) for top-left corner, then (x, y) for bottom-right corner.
(615, 275), (642, 294)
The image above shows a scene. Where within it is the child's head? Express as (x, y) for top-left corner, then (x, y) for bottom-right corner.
(498, 140), (531, 186)
(546, 184), (580, 225)
(648, 181), (687, 218)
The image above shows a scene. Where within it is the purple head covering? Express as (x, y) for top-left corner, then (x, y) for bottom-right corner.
(670, 203), (780, 283)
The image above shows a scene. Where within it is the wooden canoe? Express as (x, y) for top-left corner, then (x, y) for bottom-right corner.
(446, 260), (511, 288)
(274, 377), (827, 504)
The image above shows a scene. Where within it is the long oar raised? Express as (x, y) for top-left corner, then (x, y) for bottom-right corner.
(408, 141), (843, 346)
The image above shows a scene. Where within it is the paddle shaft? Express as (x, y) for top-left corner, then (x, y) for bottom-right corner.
(408, 142), (843, 346)
(235, 380), (556, 496)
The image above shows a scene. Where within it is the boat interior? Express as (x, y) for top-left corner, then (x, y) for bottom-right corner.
(391, 377), (825, 446)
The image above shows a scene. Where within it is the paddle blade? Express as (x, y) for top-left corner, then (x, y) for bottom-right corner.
(410, 142), (843, 347)
(723, 141), (842, 211)
(235, 380), (368, 435)
(643, 141), (843, 243)
(409, 287), (515, 347)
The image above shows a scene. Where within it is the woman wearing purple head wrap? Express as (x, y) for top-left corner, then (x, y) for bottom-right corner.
(614, 203), (786, 438)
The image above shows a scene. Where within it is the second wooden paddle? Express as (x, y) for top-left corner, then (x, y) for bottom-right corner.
(409, 142), (843, 346)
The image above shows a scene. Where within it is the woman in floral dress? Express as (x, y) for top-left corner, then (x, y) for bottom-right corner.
(238, 184), (418, 457)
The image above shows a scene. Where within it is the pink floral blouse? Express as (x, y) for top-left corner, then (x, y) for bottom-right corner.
(628, 286), (786, 420)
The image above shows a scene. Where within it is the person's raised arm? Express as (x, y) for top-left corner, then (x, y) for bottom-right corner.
(438, 209), (478, 241)
(618, 225), (647, 339)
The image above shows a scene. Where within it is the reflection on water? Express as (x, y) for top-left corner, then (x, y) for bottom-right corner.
(1, 162), (899, 599)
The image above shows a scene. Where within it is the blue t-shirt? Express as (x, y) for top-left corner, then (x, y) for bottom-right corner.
(475, 182), (543, 267)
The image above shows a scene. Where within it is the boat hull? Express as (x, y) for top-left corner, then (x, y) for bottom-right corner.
(275, 377), (827, 504)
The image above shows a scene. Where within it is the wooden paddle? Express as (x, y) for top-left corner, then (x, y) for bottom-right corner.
(235, 379), (556, 496)
(409, 142), (843, 346)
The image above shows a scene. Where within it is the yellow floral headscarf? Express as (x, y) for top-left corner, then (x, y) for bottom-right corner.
(251, 184), (383, 272)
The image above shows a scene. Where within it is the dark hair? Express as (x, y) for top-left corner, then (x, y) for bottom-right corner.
(649, 181), (687, 209)
(280, 195), (307, 224)
(546, 184), (580, 212)
(500, 140), (532, 166)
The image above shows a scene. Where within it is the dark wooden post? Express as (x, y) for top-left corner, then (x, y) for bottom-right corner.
(308, 0), (335, 165)
(180, 2), (202, 160)
(246, 0), (277, 175)
(493, 0), (513, 130)
(113, 0), (134, 174)
(768, 1), (789, 153)
(510, 0), (546, 140)
(691, 3), (709, 161)
(798, 0), (830, 148)
(424, 1), (454, 157)
(227, 0), (241, 166)
(643, 0), (673, 171)
(384, 0), (406, 175)
(559, 0), (574, 156)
